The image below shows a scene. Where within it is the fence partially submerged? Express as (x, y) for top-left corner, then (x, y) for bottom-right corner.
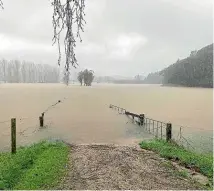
(0, 101), (211, 154)
(109, 104), (212, 152)
(109, 104), (171, 141)
(0, 100), (64, 154)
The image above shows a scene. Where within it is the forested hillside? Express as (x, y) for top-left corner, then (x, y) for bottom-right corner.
(160, 44), (213, 88)
(142, 72), (163, 84)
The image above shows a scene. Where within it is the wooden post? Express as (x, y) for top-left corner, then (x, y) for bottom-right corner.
(166, 123), (172, 142)
(156, 124), (158, 138)
(153, 120), (154, 134)
(146, 118), (148, 131)
(145, 118), (147, 130)
(39, 113), (44, 127)
(11, 118), (16, 154)
(156, 122), (159, 138)
(161, 122), (163, 139)
(139, 114), (145, 126)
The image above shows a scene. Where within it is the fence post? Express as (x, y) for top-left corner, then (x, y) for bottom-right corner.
(139, 114), (145, 126)
(153, 120), (155, 134)
(11, 118), (16, 154)
(39, 113), (44, 127)
(166, 123), (172, 142)
(155, 122), (158, 138)
(161, 122), (163, 139)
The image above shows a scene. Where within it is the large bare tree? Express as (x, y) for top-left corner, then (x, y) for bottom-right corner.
(0, 0), (86, 85)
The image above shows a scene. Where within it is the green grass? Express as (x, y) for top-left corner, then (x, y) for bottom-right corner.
(175, 169), (189, 178)
(0, 140), (69, 190)
(140, 139), (213, 179)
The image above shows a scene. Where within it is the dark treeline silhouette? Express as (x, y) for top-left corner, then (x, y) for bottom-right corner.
(160, 44), (213, 88)
(113, 44), (213, 87)
(143, 72), (163, 84)
(0, 59), (60, 83)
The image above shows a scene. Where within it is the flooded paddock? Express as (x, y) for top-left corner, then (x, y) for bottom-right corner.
(0, 83), (212, 152)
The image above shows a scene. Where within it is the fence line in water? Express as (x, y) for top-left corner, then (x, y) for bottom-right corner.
(0, 99), (65, 153)
(109, 104), (212, 153)
(110, 104), (170, 141)
(0, 101), (211, 153)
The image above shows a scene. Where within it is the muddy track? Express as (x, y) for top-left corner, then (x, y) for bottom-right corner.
(58, 144), (202, 190)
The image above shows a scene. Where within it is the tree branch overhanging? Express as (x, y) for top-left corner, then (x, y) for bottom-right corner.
(0, 0), (86, 85)
(52, 0), (86, 84)
(0, 0), (3, 9)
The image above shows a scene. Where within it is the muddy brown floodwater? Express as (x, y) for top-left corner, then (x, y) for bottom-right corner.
(0, 83), (213, 152)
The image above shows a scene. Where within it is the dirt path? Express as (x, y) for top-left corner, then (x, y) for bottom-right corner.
(58, 144), (202, 190)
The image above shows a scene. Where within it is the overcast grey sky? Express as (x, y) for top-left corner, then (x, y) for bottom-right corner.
(0, 0), (213, 77)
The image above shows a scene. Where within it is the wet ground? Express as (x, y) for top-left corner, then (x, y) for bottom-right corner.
(57, 144), (203, 190)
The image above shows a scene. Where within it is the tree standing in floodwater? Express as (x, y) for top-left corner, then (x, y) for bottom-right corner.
(78, 69), (95, 86)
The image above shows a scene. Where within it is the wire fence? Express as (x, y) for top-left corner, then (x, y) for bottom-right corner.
(0, 117), (54, 151)
(143, 117), (167, 139)
(0, 99), (66, 152)
(171, 125), (213, 153)
(109, 104), (213, 153)
(0, 101), (212, 154)
(109, 104), (126, 114)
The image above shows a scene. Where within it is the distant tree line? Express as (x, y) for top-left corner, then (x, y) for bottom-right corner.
(113, 79), (144, 84)
(77, 69), (94, 86)
(134, 74), (145, 81)
(143, 72), (163, 84)
(94, 76), (114, 83)
(0, 59), (60, 83)
(160, 44), (213, 88)
(112, 74), (163, 84)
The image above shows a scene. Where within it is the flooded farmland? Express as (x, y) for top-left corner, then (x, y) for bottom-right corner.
(0, 83), (213, 152)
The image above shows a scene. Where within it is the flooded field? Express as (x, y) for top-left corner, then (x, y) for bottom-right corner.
(0, 83), (213, 152)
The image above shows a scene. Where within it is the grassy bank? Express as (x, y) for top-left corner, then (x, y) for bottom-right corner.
(140, 140), (213, 179)
(0, 140), (69, 190)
